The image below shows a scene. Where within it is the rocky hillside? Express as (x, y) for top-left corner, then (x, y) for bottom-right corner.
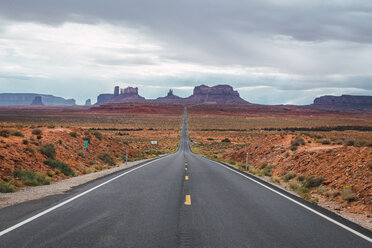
(312, 95), (372, 110)
(0, 93), (76, 106)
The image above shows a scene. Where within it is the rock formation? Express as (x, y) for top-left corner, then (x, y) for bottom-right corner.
(0, 93), (75, 106)
(30, 96), (44, 106)
(107, 86), (146, 103)
(312, 95), (372, 110)
(85, 99), (92, 106)
(154, 89), (184, 103)
(184, 85), (251, 105)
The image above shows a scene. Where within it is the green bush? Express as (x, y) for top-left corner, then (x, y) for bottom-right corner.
(22, 139), (29, 145)
(14, 169), (50, 186)
(0, 181), (16, 193)
(0, 129), (10, 137)
(98, 153), (115, 166)
(69, 131), (78, 138)
(39, 144), (56, 159)
(13, 131), (24, 137)
(44, 159), (77, 176)
(283, 172), (296, 182)
(32, 128), (42, 135)
(92, 131), (103, 140)
(221, 138), (231, 143)
(321, 139), (331, 145)
(144, 149), (163, 156)
(297, 175), (305, 182)
(263, 167), (272, 177)
(303, 177), (323, 188)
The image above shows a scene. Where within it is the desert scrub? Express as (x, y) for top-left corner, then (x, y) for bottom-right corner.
(302, 177), (323, 189)
(92, 131), (103, 140)
(0, 129), (10, 137)
(341, 187), (357, 202)
(145, 149), (164, 156)
(98, 153), (115, 166)
(0, 181), (16, 193)
(39, 144), (56, 159)
(283, 172), (296, 182)
(32, 128), (42, 135)
(69, 131), (78, 138)
(221, 138), (231, 143)
(44, 159), (77, 176)
(14, 169), (50, 186)
(289, 182), (311, 200)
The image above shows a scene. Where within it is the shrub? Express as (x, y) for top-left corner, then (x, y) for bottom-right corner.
(263, 167), (272, 177)
(260, 162), (268, 169)
(92, 131), (103, 140)
(44, 159), (77, 176)
(207, 138), (214, 140)
(303, 177), (323, 188)
(297, 175), (305, 182)
(0, 181), (16, 193)
(39, 144), (56, 159)
(69, 131), (78, 138)
(344, 139), (354, 146)
(25, 147), (34, 154)
(32, 129), (42, 135)
(98, 153), (115, 166)
(22, 139), (29, 145)
(221, 138), (231, 143)
(47, 125), (55, 129)
(283, 172), (296, 182)
(341, 187), (357, 202)
(145, 149), (163, 156)
(37, 135), (42, 140)
(14, 169), (50, 186)
(0, 129), (10, 137)
(321, 139), (331, 145)
(13, 131), (24, 137)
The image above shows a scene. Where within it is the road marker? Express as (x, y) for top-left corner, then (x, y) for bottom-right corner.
(185, 168), (188, 171)
(185, 176), (189, 180)
(0, 155), (172, 237)
(207, 157), (372, 243)
(185, 195), (191, 205)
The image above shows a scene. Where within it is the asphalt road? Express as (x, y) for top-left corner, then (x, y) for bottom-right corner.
(0, 108), (371, 247)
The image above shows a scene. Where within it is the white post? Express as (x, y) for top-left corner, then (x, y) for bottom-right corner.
(245, 152), (248, 170)
(126, 148), (128, 165)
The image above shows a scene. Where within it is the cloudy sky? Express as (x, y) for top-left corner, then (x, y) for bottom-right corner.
(0, 0), (371, 105)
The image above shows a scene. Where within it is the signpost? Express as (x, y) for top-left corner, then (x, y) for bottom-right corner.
(84, 140), (89, 162)
(126, 148), (128, 165)
(151, 141), (158, 145)
(245, 152), (248, 171)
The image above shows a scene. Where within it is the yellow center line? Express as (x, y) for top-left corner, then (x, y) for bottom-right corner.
(185, 195), (191, 205)
(185, 175), (189, 180)
(185, 168), (187, 171)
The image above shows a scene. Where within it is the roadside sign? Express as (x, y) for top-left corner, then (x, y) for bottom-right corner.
(151, 141), (158, 145)
(84, 140), (89, 148)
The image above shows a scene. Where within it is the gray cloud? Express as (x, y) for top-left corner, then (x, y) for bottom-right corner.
(0, 0), (371, 105)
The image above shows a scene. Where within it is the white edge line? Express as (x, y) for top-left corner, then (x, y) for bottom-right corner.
(0, 155), (170, 237)
(204, 157), (372, 243)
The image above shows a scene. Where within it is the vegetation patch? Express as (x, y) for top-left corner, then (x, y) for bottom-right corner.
(14, 169), (50, 186)
(0, 181), (16, 193)
(39, 144), (56, 159)
(98, 153), (115, 166)
(44, 159), (77, 176)
(32, 128), (42, 135)
(302, 177), (324, 189)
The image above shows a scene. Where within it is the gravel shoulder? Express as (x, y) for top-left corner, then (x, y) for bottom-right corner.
(0, 157), (157, 209)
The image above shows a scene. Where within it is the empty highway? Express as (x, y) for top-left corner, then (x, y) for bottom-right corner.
(0, 108), (371, 247)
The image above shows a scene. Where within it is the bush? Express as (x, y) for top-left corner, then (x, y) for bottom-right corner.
(32, 129), (42, 135)
(69, 131), (78, 138)
(283, 172), (296, 182)
(14, 169), (50, 186)
(98, 153), (115, 166)
(25, 147), (34, 154)
(13, 131), (24, 137)
(0, 129), (10, 137)
(221, 138), (231, 143)
(39, 144), (56, 159)
(207, 138), (214, 140)
(297, 175), (305, 182)
(0, 181), (16, 193)
(303, 177), (323, 188)
(44, 159), (77, 176)
(321, 139), (331, 145)
(341, 187), (357, 202)
(344, 139), (354, 146)
(145, 149), (163, 156)
(263, 167), (272, 177)
(22, 139), (29, 145)
(92, 131), (103, 140)
(37, 135), (42, 140)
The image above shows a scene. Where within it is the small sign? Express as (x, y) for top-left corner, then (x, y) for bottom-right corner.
(151, 141), (158, 145)
(84, 140), (89, 148)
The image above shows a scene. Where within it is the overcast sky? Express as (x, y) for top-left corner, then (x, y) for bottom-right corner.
(0, 0), (371, 105)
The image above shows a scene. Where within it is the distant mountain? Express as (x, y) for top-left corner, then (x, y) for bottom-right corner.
(311, 95), (372, 110)
(183, 85), (251, 105)
(96, 84), (251, 105)
(0, 93), (76, 106)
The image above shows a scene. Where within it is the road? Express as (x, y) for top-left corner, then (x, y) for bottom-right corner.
(0, 108), (371, 247)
